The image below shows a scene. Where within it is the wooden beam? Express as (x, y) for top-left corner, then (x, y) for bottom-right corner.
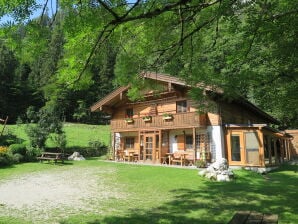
(258, 129), (265, 167)
(168, 82), (172, 92)
(273, 138), (278, 164)
(193, 127), (196, 161)
(112, 132), (116, 160)
(138, 131), (141, 161)
(267, 136), (272, 165)
(159, 130), (162, 163)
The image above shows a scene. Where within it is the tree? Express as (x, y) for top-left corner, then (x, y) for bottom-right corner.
(1, 0), (297, 127)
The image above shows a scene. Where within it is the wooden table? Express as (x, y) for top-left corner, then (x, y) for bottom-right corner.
(37, 152), (65, 164)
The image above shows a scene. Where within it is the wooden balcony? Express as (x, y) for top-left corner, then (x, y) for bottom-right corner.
(111, 112), (206, 132)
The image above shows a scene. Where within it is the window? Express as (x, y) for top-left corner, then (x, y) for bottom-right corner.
(245, 132), (259, 165)
(156, 135), (160, 148)
(231, 135), (241, 161)
(185, 135), (193, 149)
(195, 133), (210, 151)
(176, 100), (187, 113)
(126, 108), (133, 118)
(125, 137), (134, 149)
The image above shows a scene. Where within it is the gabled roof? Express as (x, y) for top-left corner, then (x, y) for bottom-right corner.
(90, 86), (129, 112)
(90, 72), (280, 124)
(140, 71), (188, 86)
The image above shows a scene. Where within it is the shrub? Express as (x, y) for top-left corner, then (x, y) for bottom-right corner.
(25, 106), (65, 150)
(25, 125), (48, 149)
(0, 146), (9, 154)
(24, 146), (42, 162)
(64, 141), (108, 158)
(195, 159), (207, 168)
(0, 134), (18, 146)
(12, 153), (24, 163)
(0, 153), (13, 167)
(50, 132), (67, 152)
(9, 144), (27, 156)
(88, 140), (108, 156)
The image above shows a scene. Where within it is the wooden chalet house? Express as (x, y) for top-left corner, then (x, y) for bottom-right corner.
(91, 72), (294, 168)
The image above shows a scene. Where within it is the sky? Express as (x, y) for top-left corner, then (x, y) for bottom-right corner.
(0, 0), (137, 25)
(0, 0), (57, 25)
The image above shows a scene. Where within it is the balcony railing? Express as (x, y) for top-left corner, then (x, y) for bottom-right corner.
(111, 112), (206, 131)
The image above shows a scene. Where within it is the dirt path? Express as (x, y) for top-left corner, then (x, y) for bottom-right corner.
(0, 166), (125, 223)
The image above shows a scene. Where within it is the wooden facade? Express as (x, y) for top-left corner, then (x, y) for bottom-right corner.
(91, 72), (295, 167)
(225, 125), (292, 167)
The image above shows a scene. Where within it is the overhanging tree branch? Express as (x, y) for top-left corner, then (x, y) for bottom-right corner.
(74, 0), (221, 84)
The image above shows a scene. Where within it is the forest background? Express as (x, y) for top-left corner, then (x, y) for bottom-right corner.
(0, 0), (297, 129)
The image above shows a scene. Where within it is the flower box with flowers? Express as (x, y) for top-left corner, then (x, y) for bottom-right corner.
(142, 115), (152, 122)
(162, 113), (173, 120)
(124, 117), (134, 123)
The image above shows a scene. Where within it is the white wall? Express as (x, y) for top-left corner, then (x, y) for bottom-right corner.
(169, 130), (179, 153)
(207, 125), (225, 162)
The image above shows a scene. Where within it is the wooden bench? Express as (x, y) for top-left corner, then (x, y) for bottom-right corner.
(37, 152), (65, 164)
(228, 211), (278, 224)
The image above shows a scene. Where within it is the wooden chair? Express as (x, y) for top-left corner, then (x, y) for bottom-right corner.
(116, 150), (124, 161)
(123, 150), (130, 162)
(185, 150), (195, 166)
(171, 152), (184, 166)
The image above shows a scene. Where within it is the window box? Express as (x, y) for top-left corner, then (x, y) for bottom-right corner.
(142, 116), (152, 122)
(125, 118), (134, 123)
(162, 113), (173, 120)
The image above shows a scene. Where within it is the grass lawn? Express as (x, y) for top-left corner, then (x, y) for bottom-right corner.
(5, 123), (110, 147)
(0, 160), (297, 224)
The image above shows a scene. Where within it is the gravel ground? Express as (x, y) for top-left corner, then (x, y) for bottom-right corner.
(0, 166), (126, 223)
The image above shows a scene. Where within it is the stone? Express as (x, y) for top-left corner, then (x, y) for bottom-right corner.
(200, 158), (234, 182)
(68, 152), (85, 161)
(206, 172), (217, 180)
(198, 170), (207, 177)
(216, 174), (230, 182)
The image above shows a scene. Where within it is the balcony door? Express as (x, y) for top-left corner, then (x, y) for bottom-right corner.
(144, 134), (155, 161)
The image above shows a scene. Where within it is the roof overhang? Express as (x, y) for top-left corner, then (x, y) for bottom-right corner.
(225, 124), (292, 138)
(90, 86), (130, 113)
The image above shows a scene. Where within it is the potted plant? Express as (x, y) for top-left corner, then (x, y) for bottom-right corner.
(195, 159), (207, 168)
(142, 115), (152, 122)
(162, 113), (173, 120)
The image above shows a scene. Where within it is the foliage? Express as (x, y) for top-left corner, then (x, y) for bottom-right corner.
(87, 140), (107, 156)
(0, 146), (9, 154)
(0, 133), (18, 146)
(8, 143), (26, 156)
(23, 145), (41, 162)
(50, 132), (67, 152)
(0, 152), (13, 167)
(11, 153), (24, 163)
(0, 0), (297, 128)
(195, 159), (207, 168)
(24, 105), (65, 149)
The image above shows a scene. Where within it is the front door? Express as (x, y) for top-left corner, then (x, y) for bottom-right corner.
(144, 134), (155, 162)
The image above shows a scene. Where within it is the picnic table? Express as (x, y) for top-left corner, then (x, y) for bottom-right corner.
(228, 211), (278, 224)
(37, 152), (65, 164)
